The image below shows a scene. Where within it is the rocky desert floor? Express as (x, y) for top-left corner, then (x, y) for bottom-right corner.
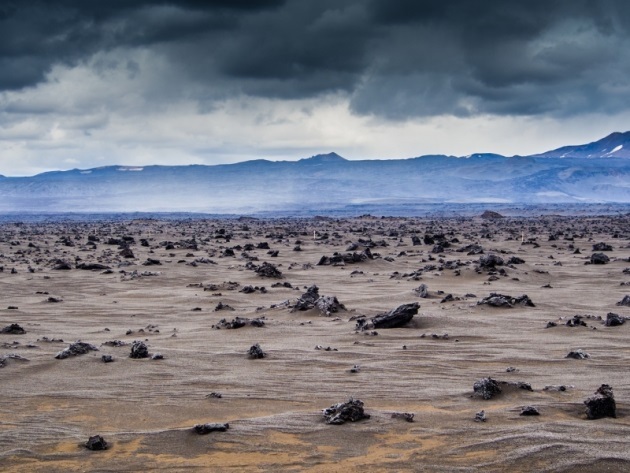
(1, 213), (630, 472)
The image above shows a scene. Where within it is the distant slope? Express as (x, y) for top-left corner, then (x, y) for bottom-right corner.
(533, 131), (630, 158)
(1, 138), (630, 212)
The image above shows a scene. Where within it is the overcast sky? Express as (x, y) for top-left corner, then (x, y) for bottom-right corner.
(1, 0), (630, 176)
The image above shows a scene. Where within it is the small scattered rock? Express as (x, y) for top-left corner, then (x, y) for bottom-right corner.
(592, 242), (613, 252)
(474, 410), (487, 422)
(520, 406), (540, 416)
(193, 423), (229, 434)
(391, 412), (415, 422)
(414, 284), (429, 298)
(85, 435), (108, 451)
(247, 343), (266, 359)
(566, 349), (590, 359)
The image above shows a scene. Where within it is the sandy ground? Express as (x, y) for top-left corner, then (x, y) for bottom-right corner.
(1, 214), (630, 472)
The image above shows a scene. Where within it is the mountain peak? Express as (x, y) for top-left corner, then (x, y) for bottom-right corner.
(299, 152), (347, 164)
(535, 131), (630, 158)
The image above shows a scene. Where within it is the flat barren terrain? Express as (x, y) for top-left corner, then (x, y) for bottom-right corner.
(1, 214), (630, 472)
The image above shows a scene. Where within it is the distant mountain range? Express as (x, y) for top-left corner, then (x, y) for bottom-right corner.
(1, 132), (630, 213)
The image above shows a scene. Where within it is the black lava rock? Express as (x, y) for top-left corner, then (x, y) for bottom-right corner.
(55, 341), (99, 359)
(520, 406), (540, 416)
(605, 312), (625, 327)
(473, 377), (502, 400)
(1, 323), (26, 335)
(247, 343), (266, 359)
(85, 435), (108, 451)
(194, 423), (229, 434)
(129, 340), (149, 359)
(590, 253), (610, 264)
(322, 398), (370, 424)
(584, 384), (616, 419)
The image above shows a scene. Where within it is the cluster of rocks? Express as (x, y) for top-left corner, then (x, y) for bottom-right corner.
(477, 293), (535, 308)
(473, 378), (617, 421)
(213, 317), (265, 329)
(317, 248), (374, 266)
(473, 378), (533, 400)
(0, 353), (29, 368)
(246, 261), (283, 278)
(291, 285), (346, 316)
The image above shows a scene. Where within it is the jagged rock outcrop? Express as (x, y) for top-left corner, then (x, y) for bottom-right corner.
(356, 303), (418, 331)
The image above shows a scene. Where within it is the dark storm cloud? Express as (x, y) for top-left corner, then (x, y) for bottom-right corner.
(2, 0), (630, 119)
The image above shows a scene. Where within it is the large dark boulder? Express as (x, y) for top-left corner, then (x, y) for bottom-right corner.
(584, 384), (616, 419)
(473, 377), (502, 400)
(55, 341), (99, 359)
(1, 323), (26, 335)
(322, 398), (370, 424)
(356, 303), (419, 331)
(590, 253), (610, 264)
(478, 254), (504, 269)
(605, 312), (625, 327)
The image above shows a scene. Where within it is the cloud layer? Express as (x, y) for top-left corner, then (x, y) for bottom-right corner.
(1, 1), (629, 175)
